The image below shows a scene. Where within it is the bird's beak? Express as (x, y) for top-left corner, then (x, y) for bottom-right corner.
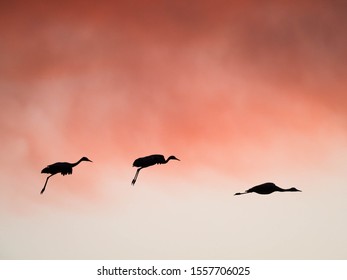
(176, 158), (180, 161)
(88, 159), (93, 162)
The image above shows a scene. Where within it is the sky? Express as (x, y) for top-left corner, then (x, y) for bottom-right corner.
(1, 0), (347, 259)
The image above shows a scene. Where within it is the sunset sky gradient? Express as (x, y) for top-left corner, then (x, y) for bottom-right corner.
(1, 0), (347, 259)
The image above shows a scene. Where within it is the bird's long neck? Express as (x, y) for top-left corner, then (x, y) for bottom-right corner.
(71, 158), (84, 167)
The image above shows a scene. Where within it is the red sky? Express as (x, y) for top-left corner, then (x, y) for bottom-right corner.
(1, 0), (347, 259)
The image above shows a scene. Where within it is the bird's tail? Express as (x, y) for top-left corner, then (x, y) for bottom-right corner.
(41, 167), (50, 174)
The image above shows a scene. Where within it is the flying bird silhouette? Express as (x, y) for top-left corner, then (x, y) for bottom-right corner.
(131, 154), (180, 185)
(234, 182), (301, 196)
(40, 157), (92, 194)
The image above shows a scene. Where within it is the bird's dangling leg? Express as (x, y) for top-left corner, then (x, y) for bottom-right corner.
(131, 168), (141, 185)
(40, 174), (54, 194)
(234, 191), (247, 196)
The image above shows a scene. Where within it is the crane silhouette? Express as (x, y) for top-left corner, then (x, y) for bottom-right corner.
(234, 182), (301, 196)
(131, 154), (180, 185)
(40, 157), (92, 194)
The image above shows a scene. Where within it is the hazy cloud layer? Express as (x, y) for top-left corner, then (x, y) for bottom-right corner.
(1, 1), (347, 176)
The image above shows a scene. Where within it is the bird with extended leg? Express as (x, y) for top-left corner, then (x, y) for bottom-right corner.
(40, 157), (92, 194)
(131, 154), (180, 185)
(234, 182), (301, 196)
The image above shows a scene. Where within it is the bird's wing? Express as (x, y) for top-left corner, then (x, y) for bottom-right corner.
(133, 154), (164, 167)
(44, 162), (70, 174)
(61, 168), (72, 175)
(248, 182), (278, 194)
(47, 162), (67, 168)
